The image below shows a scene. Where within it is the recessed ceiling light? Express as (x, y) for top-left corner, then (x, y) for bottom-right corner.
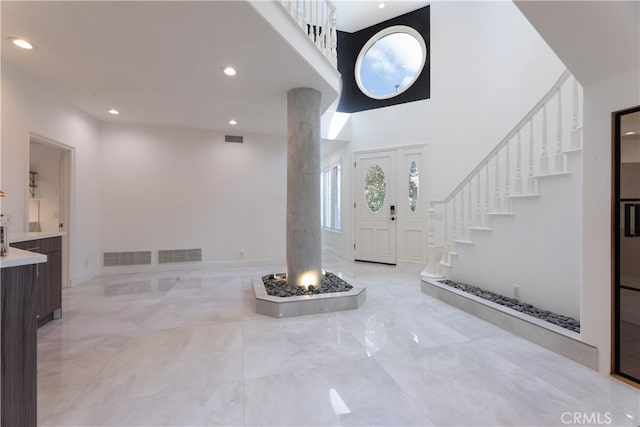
(378, 2), (385, 9)
(107, 109), (120, 115)
(229, 119), (238, 125)
(9, 37), (34, 49)
(624, 131), (637, 136)
(223, 66), (237, 77)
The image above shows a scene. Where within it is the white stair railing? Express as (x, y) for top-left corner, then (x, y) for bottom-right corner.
(423, 70), (583, 278)
(278, 0), (338, 68)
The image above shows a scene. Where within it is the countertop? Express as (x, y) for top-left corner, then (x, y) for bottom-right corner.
(9, 231), (66, 243)
(0, 247), (47, 269)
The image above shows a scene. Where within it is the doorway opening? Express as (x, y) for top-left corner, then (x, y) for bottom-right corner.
(613, 105), (640, 385)
(353, 146), (425, 265)
(29, 134), (73, 288)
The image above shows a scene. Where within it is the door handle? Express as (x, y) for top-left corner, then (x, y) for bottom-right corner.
(390, 217), (395, 221)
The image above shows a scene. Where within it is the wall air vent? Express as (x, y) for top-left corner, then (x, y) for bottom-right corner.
(103, 251), (152, 267)
(225, 135), (244, 143)
(158, 249), (202, 264)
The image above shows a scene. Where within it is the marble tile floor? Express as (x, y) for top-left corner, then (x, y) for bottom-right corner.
(37, 253), (640, 426)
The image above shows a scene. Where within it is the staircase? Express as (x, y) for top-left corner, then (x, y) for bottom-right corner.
(422, 69), (584, 318)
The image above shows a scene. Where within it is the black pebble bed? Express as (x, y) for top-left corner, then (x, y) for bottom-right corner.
(262, 272), (353, 297)
(439, 279), (580, 333)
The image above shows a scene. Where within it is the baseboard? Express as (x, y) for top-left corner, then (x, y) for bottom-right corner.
(69, 269), (98, 287)
(421, 278), (598, 370)
(98, 257), (285, 276)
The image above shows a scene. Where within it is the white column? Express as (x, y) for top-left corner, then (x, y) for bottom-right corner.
(422, 204), (443, 279)
(286, 88), (322, 288)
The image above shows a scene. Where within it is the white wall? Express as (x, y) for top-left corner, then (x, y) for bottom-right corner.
(322, 1), (566, 258)
(450, 152), (583, 319)
(581, 67), (640, 373)
(1, 61), (101, 285)
(29, 142), (61, 233)
(99, 123), (286, 270)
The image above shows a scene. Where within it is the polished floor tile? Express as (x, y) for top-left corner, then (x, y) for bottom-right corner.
(37, 254), (640, 426)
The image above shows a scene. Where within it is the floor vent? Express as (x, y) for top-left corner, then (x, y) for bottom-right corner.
(225, 135), (243, 143)
(158, 249), (202, 264)
(103, 251), (152, 267)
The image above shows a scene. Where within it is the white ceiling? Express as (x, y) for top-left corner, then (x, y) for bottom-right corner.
(1, 0), (427, 136)
(334, 0), (429, 33)
(1, 1), (349, 136)
(514, 0), (640, 87)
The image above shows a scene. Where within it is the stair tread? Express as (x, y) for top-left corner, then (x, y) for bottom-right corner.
(534, 171), (570, 179)
(487, 211), (514, 216)
(469, 226), (492, 231)
(453, 239), (474, 245)
(563, 147), (582, 155)
(509, 193), (540, 199)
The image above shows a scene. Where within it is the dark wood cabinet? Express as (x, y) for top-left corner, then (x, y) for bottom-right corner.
(11, 237), (62, 327)
(1, 263), (38, 427)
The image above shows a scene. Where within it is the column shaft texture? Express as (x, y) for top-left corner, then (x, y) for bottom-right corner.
(286, 88), (321, 287)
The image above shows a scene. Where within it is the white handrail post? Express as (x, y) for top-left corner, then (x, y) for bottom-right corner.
(540, 103), (549, 174)
(527, 120), (536, 194)
(514, 130), (522, 195)
(422, 202), (443, 279)
(554, 89), (565, 172)
(571, 76), (583, 149)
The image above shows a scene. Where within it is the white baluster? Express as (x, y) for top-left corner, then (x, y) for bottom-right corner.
(493, 152), (501, 212)
(475, 170), (482, 226)
(422, 203), (443, 278)
(554, 89), (565, 172)
(527, 120), (535, 194)
(540, 103), (549, 174)
(571, 77), (582, 149)
(315, 1), (320, 48)
(514, 131), (522, 195)
(329, 9), (337, 67)
(297, 0), (304, 28)
(441, 203), (449, 266)
(484, 164), (490, 226)
(504, 141), (512, 212)
(459, 187), (465, 240)
(467, 179), (473, 232)
(452, 195), (457, 245)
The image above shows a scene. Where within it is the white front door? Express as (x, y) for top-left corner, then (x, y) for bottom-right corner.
(354, 150), (397, 264)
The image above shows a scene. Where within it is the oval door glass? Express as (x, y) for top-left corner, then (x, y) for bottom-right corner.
(365, 164), (386, 213)
(409, 161), (419, 212)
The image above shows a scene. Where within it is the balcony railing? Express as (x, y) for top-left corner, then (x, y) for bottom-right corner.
(278, 0), (338, 68)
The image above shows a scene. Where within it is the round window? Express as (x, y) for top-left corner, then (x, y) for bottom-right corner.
(365, 164), (386, 213)
(355, 25), (427, 100)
